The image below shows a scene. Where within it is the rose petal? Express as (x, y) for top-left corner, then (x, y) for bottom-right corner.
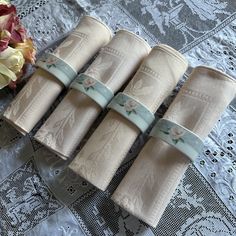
(14, 38), (36, 63)
(0, 3), (16, 16)
(0, 46), (25, 74)
(9, 17), (26, 43)
(0, 63), (17, 89)
(0, 4), (16, 32)
(0, 30), (10, 52)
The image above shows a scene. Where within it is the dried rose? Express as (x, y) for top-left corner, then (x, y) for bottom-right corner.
(0, 46), (24, 88)
(0, 1), (27, 51)
(13, 38), (36, 63)
(0, 63), (16, 88)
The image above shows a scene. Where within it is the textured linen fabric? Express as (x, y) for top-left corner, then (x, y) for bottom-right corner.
(34, 30), (151, 159)
(0, 0), (236, 235)
(3, 16), (112, 135)
(112, 66), (236, 227)
(69, 45), (188, 190)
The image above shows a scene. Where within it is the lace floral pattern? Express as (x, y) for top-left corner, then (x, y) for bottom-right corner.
(0, 160), (63, 235)
(185, 19), (236, 77)
(194, 106), (236, 217)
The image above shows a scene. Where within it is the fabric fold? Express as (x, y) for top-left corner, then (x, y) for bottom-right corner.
(34, 30), (151, 159)
(69, 45), (188, 191)
(3, 16), (112, 135)
(112, 66), (236, 227)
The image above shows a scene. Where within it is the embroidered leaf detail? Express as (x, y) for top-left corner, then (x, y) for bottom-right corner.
(128, 79), (151, 96)
(54, 119), (64, 128)
(54, 40), (74, 57)
(68, 111), (75, 128)
(12, 100), (20, 116)
(25, 83), (32, 99)
(86, 56), (113, 80)
(57, 129), (64, 146)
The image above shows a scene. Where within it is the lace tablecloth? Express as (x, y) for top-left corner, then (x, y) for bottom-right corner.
(0, 0), (235, 235)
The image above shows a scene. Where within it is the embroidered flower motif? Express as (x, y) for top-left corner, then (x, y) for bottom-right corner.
(123, 99), (138, 114)
(34, 210), (46, 220)
(82, 77), (96, 90)
(161, 125), (186, 144)
(169, 126), (185, 144)
(170, 126), (186, 141)
(41, 56), (58, 69)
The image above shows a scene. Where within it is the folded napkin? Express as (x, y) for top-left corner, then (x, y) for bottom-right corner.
(69, 45), (188, 190)
(112, 66), (236, 227)
(3, 16), (112, 134)
(34, 30), (151, 159)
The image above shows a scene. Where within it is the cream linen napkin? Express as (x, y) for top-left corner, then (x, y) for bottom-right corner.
(34, 30), (151, 159)
(69, 45), (188, 191)
(3, 16), (112, 135)
(112, 66), (236, 227)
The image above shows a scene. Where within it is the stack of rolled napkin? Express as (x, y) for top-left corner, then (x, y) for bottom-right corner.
(3, 14), (236, 229)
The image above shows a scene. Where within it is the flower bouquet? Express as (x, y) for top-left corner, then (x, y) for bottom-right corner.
(0, 0), (36, 89)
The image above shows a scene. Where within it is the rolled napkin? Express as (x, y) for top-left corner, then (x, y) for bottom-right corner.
(34, 30), (151, 159)
(69, 45), (188, 191)
(3, 16), (112, 135)
(112, 66), (236, 227)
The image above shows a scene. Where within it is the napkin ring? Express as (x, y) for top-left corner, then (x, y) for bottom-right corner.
(150, 119), (204, 162)
(36, 53), (77, 87)
(70, 74), (114, 109)
(108, 92), (155, 132)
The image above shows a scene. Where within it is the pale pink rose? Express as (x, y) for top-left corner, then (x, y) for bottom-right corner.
(124, 99), (138, 112)
(46, 56), (58, 65)
(82, 77), (96, 88)
(170, 126), (186, 140)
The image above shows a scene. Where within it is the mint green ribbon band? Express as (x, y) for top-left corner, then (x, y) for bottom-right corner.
(70, 74), (114, 109)
(150, 119), (204, 162)
(36, 53), (77, 87)
(108, 93), (155, 132)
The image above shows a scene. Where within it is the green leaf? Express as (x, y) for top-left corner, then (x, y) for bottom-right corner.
(172, 139), (178, 144)
(161, 131), (170, 135)
(179, 138), (185, 143)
